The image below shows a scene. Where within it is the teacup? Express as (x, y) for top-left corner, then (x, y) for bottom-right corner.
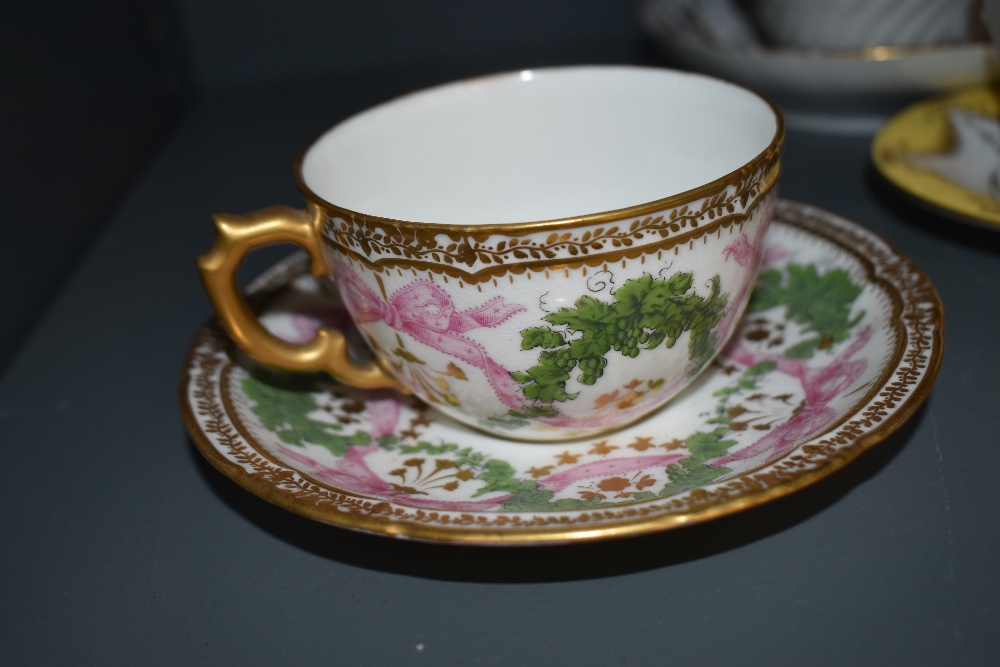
(198, 66), (783, 441)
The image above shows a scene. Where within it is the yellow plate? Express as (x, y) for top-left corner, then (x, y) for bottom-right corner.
(872, 85), (1000, 227)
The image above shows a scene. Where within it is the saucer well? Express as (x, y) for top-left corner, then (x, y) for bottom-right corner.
(873, 85), (1000, 228)
(181, 200), (942, 545)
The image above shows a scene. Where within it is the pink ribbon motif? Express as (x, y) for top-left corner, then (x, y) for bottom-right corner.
(337, 265), (527, 408)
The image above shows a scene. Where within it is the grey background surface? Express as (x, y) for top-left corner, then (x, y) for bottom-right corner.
(0, 1), (190, 372)
(175, 0), (644, 89)
(2, 2), (999, 665)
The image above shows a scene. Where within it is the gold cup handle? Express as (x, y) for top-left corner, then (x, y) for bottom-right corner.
(197, 205), (407, 392)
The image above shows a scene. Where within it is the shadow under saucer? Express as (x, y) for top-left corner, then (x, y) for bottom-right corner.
(186, 403), (921, 583)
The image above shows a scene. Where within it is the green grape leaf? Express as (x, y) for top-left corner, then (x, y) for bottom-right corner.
(242, 376), (372, 456)
(520, 327), (567, 350)
(472, 459), (532, 497)
(685, 428), (737, 460)
(748, 264), (865, 359)
(545, 295), (613, 332)
(399, 441), (459, 455)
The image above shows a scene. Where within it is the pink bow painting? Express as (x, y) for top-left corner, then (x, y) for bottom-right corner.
(336, 265), (527, 408)
(711, 325), (872, 467)
(716, 197), (776, 345)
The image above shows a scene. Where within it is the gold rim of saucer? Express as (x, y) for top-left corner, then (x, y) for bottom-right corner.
(291, 65), (785, 234)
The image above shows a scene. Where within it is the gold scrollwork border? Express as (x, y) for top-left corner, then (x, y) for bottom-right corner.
(179, 200), (943, 545)
(321, 167), (778, 284)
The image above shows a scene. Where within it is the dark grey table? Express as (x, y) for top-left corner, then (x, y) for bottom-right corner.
(2, 77), (998, 666)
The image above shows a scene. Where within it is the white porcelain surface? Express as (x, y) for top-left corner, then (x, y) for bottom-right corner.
(908, 107), (1000, 200)
(301, 67), (777, 224)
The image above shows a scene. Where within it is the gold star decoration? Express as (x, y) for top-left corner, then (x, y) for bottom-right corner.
(411, 412), (433, 428)
(555, 451), (580, 465)
(628, 436), (655, 451)
(588, 441), (617, 455)
(526, 465), (554, 479)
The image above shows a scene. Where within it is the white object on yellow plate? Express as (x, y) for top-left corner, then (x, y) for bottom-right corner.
(872, 85), (1000, 227)
(907, 107), (1000, 200)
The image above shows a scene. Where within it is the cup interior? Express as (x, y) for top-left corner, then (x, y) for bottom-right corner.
(300, 66), (779, 225)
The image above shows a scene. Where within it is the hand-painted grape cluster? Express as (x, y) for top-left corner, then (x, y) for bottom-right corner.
(512, 272), (729, 404)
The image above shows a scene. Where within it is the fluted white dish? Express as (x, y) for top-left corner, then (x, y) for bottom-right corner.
(749, 0), (981, 51)
(640, 0), (998, 134)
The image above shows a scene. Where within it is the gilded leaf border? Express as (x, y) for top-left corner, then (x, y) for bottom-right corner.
(318, 162), (778, 282)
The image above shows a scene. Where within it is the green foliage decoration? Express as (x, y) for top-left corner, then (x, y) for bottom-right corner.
(398, 441), (457, 455)
(513, 272), (728, 405)
(237, 260), (870, 511)
(749, 264), (864, 359)
(471, 460), (610, 511)
(480, 405), (560, 431)
(242, 377), (371, 456)
(658, 360), (775, 497)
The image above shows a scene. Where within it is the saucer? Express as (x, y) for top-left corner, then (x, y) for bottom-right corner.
(181, 200), (942, 545)
(872, 85), (1000, 228)
(640, 0), (998, 134)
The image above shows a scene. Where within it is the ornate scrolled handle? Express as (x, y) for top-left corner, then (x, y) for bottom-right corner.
(197, 205), (407, 392)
